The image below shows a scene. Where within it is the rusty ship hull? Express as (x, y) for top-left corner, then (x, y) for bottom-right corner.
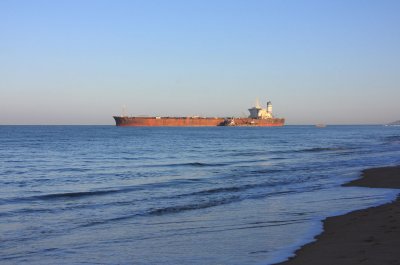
(114, 116), (224, 126)
(224, 118), (285, 127)
(113, 116), (285, 127)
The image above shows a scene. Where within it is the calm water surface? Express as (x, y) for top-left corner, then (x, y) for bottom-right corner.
(0, 125), (399, 264)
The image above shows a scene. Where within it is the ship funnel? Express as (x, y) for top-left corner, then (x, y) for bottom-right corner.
(267, 101), (272, 114)
(248, 99), (262, 118)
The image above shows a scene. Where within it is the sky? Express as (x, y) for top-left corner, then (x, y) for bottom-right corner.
(1, 0), (399, 125)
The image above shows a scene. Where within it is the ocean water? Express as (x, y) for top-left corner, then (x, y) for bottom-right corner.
(0, 125), (399, 265)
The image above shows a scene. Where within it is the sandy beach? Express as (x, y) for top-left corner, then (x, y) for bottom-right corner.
(275, 165), (400, 265)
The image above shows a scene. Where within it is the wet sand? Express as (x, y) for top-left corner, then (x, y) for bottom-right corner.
(275, 165), (400, 265)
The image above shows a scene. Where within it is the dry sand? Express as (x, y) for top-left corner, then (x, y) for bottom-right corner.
(275, 165), (400, 265)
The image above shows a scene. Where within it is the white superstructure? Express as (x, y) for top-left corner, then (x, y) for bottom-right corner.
(248, 99), (273, 119)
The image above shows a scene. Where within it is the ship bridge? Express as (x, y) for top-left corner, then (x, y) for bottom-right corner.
(248, 99), (273, 119)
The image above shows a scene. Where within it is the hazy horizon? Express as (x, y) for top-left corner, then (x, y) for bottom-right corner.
(1, 0), (399, 125)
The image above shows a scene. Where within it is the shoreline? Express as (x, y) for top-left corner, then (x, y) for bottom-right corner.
(274, 165), (400, 265)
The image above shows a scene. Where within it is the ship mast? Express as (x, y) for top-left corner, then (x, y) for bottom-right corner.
(122, 105), (127, 117)
(255, 98), (261, 109)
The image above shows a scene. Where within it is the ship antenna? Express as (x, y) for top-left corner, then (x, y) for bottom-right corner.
(255, 98), (261, 108)
(122, 105), (127, 117)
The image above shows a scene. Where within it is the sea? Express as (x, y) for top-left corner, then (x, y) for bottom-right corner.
(0, 125), (399, 265)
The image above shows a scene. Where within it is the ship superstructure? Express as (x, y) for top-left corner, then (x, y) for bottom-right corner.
(248, 99), (274, 119)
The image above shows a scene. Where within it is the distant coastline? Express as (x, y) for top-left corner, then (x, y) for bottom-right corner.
(387, 120), (400, 126)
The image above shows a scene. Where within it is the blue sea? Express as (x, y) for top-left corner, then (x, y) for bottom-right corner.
(0, 125), (399, 265)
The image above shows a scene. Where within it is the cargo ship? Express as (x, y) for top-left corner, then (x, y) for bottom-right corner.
(113, 99), (285, 127)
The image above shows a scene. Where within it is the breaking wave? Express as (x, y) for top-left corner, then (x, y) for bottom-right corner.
(148, 196), (241, 215)
(297, 147), (351, 153)
(33, 190), (122, 200)
(148, 162), (229, 168)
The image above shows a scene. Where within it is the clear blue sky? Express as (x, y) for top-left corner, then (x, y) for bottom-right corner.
(1, 0), (399, 124)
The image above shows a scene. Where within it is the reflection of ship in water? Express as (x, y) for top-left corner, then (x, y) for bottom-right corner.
(113, 99), (285, 127)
